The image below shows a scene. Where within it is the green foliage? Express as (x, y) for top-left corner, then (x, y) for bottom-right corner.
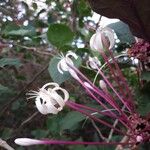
(0, 84), (14, 96)
(31, 129), (49, 138)
(108, 21), (135, 44)
(7, 27), (35, 36)
(0, 58), (22, 68)
(1, 128), (12, 139)
(47, 23), (74, 48)
(136, 83), (150, 116)
(60, 111), (85, 130)
(141, 71), (150, 82)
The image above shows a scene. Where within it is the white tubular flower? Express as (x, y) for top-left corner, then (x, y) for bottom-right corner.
(26, 83), (69, 115)
(57, 51), (78, 74)
(90, 27), (115, 51)
(86, 56), (101, 70)
(15, 138), (42, 146)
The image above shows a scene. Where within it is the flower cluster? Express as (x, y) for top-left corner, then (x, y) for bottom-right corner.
(15, 27), (150, 149)
(128, 40), (150, 62)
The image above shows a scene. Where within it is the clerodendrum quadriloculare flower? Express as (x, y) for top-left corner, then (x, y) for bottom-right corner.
(15, 27), (150, 149)
(26, 82), (69, 115)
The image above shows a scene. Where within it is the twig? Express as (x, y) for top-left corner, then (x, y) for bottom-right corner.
(12, 43), (55, 57)
(107, 105), (126, 142)
(91, 120), (107, 141)
(0, 139), (15, 150)
(20, 112), (38, 127)
(0, 64), (49, 116)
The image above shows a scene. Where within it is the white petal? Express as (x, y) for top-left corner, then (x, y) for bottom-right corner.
(41, 82), (59, 90)
(50, 90), (65, 107)
(101, 27), (115, 49)
(45, 100), (59, 114)
(66, 51), (78, 60)
(52, 87), (69, 103)
(68, 68), (80, 81)
(57, 60), (65, 74)
(90, 34), (97, 51)
(35, 96), (59, 115)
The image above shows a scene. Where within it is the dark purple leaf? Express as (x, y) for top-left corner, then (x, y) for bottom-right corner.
(88, 0), (150, 41)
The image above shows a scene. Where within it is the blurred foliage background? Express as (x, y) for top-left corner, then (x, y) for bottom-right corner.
(0, 0), (150, 150)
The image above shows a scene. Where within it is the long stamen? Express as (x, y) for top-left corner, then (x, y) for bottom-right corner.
(106, 49), (135, 111)
(67, 101), (129, 128)
(68, 64), (128, 121)
(67, 102), (132, 137)
(98, 51), (133, 112)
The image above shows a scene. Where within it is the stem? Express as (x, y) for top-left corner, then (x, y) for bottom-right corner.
(98, 51), (132, 112)
(67, 102), (131, 137)
(91, 120), (107, 141)
(42, 140), (132, 146)
(107, 106), (126, 142)
(69, 64), (129, 121)
(68, 101), (128, 128)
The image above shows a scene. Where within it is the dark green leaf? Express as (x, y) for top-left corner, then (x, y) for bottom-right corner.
(1, 128), (12, 139)
(47, 23), (74, 47)
(31, 129), (49, 138)
(60, 111), (85, 130)
(7, 27), (35, 36)
(141, 71), (150, 81)
(0, 58), (22, 68)
(108, 21), (135, 44)
(0, 84), (13, 95)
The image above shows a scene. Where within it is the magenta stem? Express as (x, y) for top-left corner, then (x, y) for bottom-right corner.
(96, 65), (131, 112)
(42, 139), (132, 146)
(107, 49), (135, 111)
(69, 64), (128, 121)
(67, 101), (129, 128)
(99, 50), (135, 113)
(67, 101), (131, 137)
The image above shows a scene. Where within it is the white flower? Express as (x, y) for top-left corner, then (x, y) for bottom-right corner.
(26, 82), (69, 115)
(86, 56), (101, 70)
(90, 27), (115, 51)
(57, 51), (78, 74)
(57, 51), (80, 80)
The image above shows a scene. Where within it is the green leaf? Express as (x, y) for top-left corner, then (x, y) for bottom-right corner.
(47, 23), (74, 47)
(141, 71), (150, 81)
(48, 55), (82, 84)
(107, 21), (135, 44)
(7, 26), (35, 36)
(60, 111), (85, 130)
(2, 23), (20, 35)
(77, 0), (91, 17)
(31, 129), (49, 138)
(0, 58), (22, 68)
(1, 128), (12, 139)
(0, 84), (13, 95)
(46, 116), (61, 134)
